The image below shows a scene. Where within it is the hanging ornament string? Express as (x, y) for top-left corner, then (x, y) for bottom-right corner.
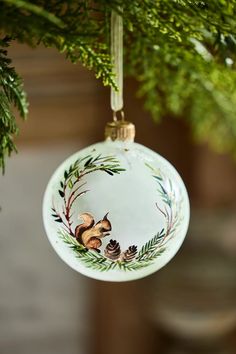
(110, 9), (123, 121)
(105, 9), (135, 141)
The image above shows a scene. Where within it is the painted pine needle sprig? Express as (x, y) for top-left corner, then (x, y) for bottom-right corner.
(53, 159), (183, 273)
(51, 154), (126, 236)
(58, 229), (166, 272)
(137, 229), (165, 261)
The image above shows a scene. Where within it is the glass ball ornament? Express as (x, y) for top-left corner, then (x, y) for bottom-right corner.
(43, 120), (190, 282)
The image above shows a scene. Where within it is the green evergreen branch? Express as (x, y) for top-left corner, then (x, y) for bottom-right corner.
(0, 37), (28, 173)
(1, 0), (236, 171)
(2, 0), (65, 28)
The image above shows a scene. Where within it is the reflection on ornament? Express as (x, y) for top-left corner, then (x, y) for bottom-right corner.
(43, 120), (190, 281)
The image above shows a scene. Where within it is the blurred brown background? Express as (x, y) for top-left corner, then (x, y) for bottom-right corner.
(0, 42), (236, 354)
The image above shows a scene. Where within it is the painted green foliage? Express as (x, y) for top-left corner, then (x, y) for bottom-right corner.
(52, 154), (182, 272)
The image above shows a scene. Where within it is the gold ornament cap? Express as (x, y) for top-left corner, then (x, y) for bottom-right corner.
(105, 120), (135, 142)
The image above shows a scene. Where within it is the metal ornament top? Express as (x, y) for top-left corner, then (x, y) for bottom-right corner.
(105, 120), (135, 142)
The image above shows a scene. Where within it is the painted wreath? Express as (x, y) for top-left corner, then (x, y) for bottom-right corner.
(51, 153), (183, 271)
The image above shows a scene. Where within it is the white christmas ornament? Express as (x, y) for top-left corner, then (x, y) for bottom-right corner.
(42, 11), (190, 282)
(43, 120), (189, 281)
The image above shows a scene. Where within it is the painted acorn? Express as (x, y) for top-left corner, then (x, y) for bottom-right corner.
(104, 239), (121, 260)
(121, 245), (138, 262)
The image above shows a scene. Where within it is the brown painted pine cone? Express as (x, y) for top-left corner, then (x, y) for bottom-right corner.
(122, 245), (138, 262)
(104, 239), (121, 260)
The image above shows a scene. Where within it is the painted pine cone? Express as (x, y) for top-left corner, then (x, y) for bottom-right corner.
(104, 239), (121, 260)
(122, 245), (138, 262)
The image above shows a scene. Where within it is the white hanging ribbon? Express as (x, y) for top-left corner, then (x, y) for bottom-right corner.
(110, 10), (123, 114)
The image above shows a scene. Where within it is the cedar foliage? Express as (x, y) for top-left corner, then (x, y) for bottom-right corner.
(0, 0), (236, 171)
